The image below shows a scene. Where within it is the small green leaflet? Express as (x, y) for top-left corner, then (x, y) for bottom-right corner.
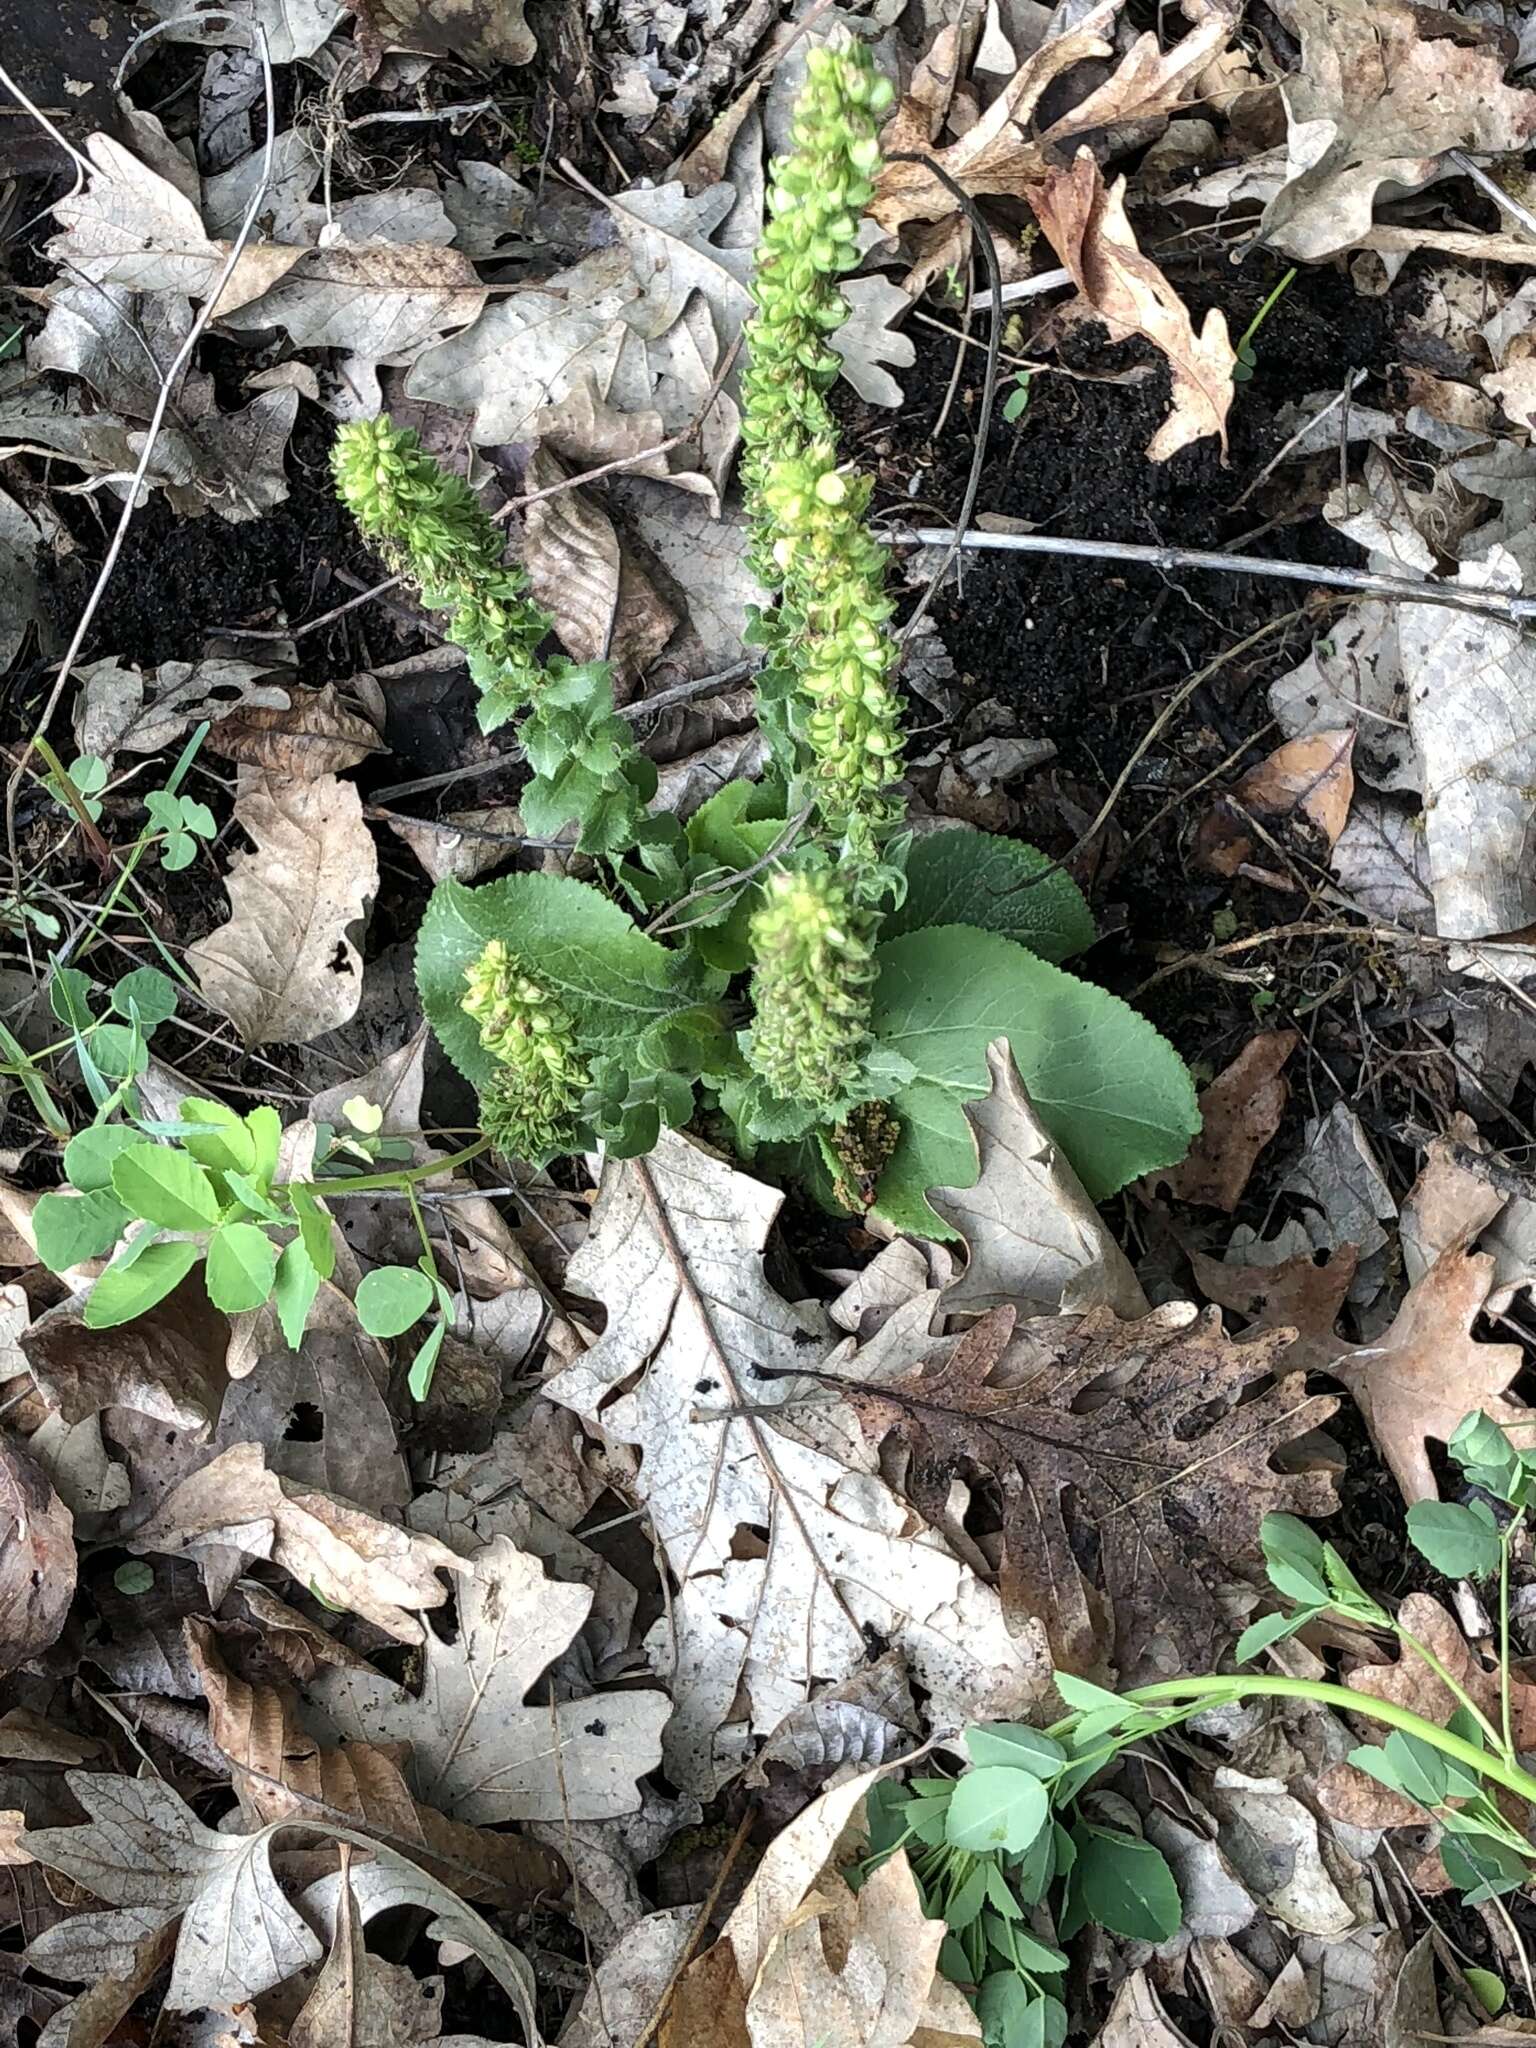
(355, 1264), (434, 1338)
(945, 1767), (1049, 1855)
(35, 1189), (130, 1269)
(1404, 1499), (1503, 1580)
(1465, 1967), (1507, 2017)
(109, 1144), (219, 1233)
(205, 1222), (279, 1313)
(83, 1239), (201, 1327)
(63, 1124), (143, 1194)
(273, 1239), (321, 1350)
(1063, 1826), (1181, 1943)
(963, 1724), (1066, 1778)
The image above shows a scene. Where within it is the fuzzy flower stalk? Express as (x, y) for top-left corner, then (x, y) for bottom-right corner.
(746, 865), (875, 1109)
(462, 940), (590, 1163)
(741, 36), (904, 852)
(332, 417), (549, 733)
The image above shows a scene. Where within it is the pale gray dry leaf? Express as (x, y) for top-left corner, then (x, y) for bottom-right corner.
(306, 1533), (670, 1821)
(32, 279), (197, 419)
(386, 805), (526, 885)
(1261, 0), (1536, 260)
(349, 0), (535, 70)
(73, 656), (291, 764)
(747, 1651), (920, 1786)
(589, 179), (754, 342)
(126, 1440), (462, 1642)
(152, 385), (300, 524)
(609, 478), (760, 673)
(1330, 798), (1434, 929)
(1282, 1103), (1398, 1261)
(221, 190), (484, 370)
(520, 447), (678, 684)
(47, 135), (303, 315)
(22, 1272), (229, 1430)
(558, 1907), (695, 2048)
(140, 0), (345, 63)
(0, 387), (140, 485)
(1143, 1810), (1256, 1945)
(931, 1040), (1148, 1318)
(22, 1773), (322, 2012)
(441, 160), (532, 256)
(1269, 603), (1417, 793)
(290, 1861), (446, 2048)
(0, 491), (42, 675)
(187, 771), (378, 1047)
(202, 126), (320, 243)
(299, 1858), (540, 2042)
(1207, 1769), (1363, 1936)
(653, 730), (770, 821)
(543, 1133), (1048, 1797)
(831, 274), (917, 407)
(25, 1412), (130, 1520)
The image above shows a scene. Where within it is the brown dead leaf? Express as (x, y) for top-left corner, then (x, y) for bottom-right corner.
(0, 1812), (30, 1866)
(350, 0), (534, 73)
(1147, 1030), (1300, 1212)
(127, 1441), (462, 1642)
(1028, 152), (1237, 460)
(1094, 1971), (1198, 2048)
(1193, 730), (1356, 878)
(21, 1271), (229, 1430)
(0, 1434), (74, 1677)
(186, 1622), (562, 1907)
(206, 685), (385, 780)
(659, 1935), (751, 2048)
(871, 8), (1233, 232)
(830, 1301), (1339, 1679)
(187, 771), (378, 1047)
(521, 448), (678, 691)
(1193, 1243), (1358, 1374)
(1332, 1246), (1530, 1505)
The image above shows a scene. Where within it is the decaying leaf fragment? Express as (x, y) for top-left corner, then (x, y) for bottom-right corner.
(1027, 152), (1237, 460)
(828, 1299), (1339, 1679)
(0, 1433), (74, 1677)
(1146, 1030), (1300, 1212)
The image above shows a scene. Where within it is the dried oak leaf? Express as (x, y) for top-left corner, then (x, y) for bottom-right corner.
(0, 1434), (74, 1677)
(185, 1620), (563, 1907)
(1193, 730), (1356, 879)
(1146, 1029), (1300, 1212)
(291, 1849), (445, 2048)
(1027, 152), (1237, 461)
(205, 684), (385, 780)
(832, 1301), (1339, 1679)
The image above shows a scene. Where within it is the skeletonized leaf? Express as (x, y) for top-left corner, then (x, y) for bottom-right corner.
(187, 771), (378, 1047)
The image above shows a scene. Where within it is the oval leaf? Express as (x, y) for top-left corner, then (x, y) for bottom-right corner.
(945, 1766), (1050, 1854)
(110, 1145), (219, 1233)
(355, 1264), (434, 1338)
(205, 1222), (279, 1314)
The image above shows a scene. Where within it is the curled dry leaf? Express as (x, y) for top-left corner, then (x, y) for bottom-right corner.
(1194, 731), (1356, 879)
(1028, 152), (1236, 461)
(185, 1620), (564, 1906)
(187, 770), (378, 1048)
(0, 1435), (74, 1677)
(126, 1441), (462, 1643)
(827, 1297), (1339, 1680)
(205, 684), (385, 779)
(290, 1851), (447, 2048)
(520, 446), (678, 687)
(307, 1533), (671, 1822)
(1146, 1030), (1300, 1212)
(21, 1271), (229, 1430)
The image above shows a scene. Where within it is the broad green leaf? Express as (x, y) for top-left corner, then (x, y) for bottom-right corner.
(963, 1725), (1066, 1779)
(945, 1768), (1049, 1855)
(868, 926), (1198, 1235)
(1321, 1541), (1390, 1622)
(223, 1173), (285, 1225)
(288, 1184), (336, 1282)
(1405, 1499), (1503, 1580)
(83, 1239), (201, 1327)
(273, 1239), (321, 1350)
(408, 1318), (446, 1402)
(1449, 1411), (1524, 1503)
(1466, 1967), (1507, 2017)
(111, 967), (178, 1028)
(884, 829), (1095, 964)
(48, 965), (94, 1026)
(417, 872), (725, 1092)
(109, 1144), (219, 1232)
(1440, 1830), (1531, 1903)
(1235, 1608), (1311, 1664)
(205, 1222), (279, 1313)
(63, 1124), (143, 1194)
(1067, 1826), (1181, 1942)
(92, 1022), (148, 1082)
(355, 1264), (434, 1338)
(1053, 1673), (1129, 1717)
(862, 1781), (912, 1861)
(246, 1105), (282, 1187)
(1380, 1730), (1449, 1809)
(681, 780), (788, 973)
(178, 1098), (257, 1175)
(1260, 1513), (1330, 1606)
(34, 1189), (130, 1269)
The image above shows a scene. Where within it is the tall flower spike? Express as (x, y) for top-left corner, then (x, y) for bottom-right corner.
(462, 940), (591, 1163)
(332, 417), (550, 732)
(746, 865), (875, 1109)
(740, 34), (894, 568)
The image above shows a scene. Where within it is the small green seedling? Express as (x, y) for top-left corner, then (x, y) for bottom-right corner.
(1232, 265), (1297, 384)
(1002, 371), (1032, 425)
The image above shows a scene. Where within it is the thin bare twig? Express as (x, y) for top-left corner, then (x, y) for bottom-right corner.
(1450, 150), (1536, 243)
(889, 525), (1536, 623)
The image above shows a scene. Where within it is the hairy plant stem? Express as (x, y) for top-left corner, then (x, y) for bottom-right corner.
(1062, 1675), (1536, 1813)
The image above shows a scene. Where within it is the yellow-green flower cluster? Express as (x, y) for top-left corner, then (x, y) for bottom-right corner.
(763, 443), (902, 845)
(741, 36), (893, 523)
(332, 417), (549, 732)
(746, 866), (875, 1109)
(462, 940), (590, 1161)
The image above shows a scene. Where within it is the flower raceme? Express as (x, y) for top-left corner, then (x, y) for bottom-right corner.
(462, 940), (591, 1163)
(331, 417), (549, 731)
(746, 865), (876, 1111)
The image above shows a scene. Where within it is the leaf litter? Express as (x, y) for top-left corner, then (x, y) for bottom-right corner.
(11, 0), (1536, 2040)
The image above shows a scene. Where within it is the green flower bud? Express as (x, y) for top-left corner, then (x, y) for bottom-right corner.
(746, 866), (875, 1110)
(462, 940), (590, 1162)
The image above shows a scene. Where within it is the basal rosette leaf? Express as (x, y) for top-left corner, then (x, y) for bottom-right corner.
(884, 829), (1096, 963)
(416, 872), (726, 1095)
(868, 925), (1199, 1235)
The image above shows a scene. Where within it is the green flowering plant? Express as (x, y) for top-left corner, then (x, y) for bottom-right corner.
(332, 37), (1198, 1244)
